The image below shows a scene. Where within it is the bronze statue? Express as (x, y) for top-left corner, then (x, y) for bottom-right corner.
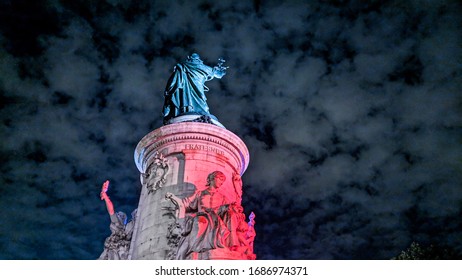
(162, 53), (228, 124)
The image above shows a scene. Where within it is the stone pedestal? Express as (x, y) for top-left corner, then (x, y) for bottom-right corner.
(129, 122), (253, 260)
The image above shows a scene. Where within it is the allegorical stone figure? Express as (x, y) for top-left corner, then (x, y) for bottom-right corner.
(140, 152), (169, 194)
(165, 171), (256, 259)
(98, 180), (136, 260)
(165, 171), (229, 259)
(162, 53), (228, 124)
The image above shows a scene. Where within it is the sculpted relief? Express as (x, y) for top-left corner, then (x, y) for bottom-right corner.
(164, 171), (256, 260)
(99, 53), (253, 260)
(141, 152), (169, 194)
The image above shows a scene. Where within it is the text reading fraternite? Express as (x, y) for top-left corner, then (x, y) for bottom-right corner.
(185, 144), (224, 155)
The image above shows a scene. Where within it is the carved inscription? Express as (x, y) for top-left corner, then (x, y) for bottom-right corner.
(185, 144), (224, 155)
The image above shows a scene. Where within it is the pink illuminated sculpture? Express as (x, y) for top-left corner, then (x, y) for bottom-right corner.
(98, 180), (136, 260)
(165, 171), (256, 260)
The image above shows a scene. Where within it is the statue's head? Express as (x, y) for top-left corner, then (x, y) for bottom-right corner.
(206, 171), (226, 188)
(187, 53), (202, 64)
(116, 211), (128, 225)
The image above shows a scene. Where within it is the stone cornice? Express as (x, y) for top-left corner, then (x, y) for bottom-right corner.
(134, 122), (249, 175)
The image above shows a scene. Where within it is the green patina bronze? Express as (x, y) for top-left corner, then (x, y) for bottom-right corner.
(162, 53), (228, 124)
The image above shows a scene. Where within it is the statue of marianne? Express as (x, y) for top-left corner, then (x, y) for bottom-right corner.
(162, 53), (227, 124)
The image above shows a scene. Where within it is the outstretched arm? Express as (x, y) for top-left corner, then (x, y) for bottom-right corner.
(100, 180), (115, 216)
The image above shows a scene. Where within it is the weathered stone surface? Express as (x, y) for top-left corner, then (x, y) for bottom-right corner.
(129, 122), (254, 260)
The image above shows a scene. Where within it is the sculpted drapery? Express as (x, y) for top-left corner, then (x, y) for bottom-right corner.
(162, 53), (227, 123)
(165, 171), (256, 259)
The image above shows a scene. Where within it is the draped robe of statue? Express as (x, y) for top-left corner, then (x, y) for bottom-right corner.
(162, 54), (225, 123)
(175, 188), (230, 259)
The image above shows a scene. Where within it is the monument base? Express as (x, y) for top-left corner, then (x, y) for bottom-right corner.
(188, 247), (255, 260)
(130, 122), (254, 260)
(208, 247), (256, 260)
(164, 114), (225, 128)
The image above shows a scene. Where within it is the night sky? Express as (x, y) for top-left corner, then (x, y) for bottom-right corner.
(1, 0), (461, 260)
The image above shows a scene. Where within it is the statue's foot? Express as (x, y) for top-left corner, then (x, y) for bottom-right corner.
(164, 114), (225, 128)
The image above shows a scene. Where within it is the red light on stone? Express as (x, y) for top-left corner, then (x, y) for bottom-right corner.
(130, 122), (256, 260)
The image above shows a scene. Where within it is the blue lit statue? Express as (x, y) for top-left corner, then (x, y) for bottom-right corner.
(162, 53), (228, 124)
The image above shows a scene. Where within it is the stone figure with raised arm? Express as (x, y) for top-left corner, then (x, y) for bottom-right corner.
(162, 53), (228, 124)
(98, 180), (136, 260)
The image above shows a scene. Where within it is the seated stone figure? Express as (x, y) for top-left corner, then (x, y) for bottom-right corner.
(165, 171), (229, 259)
(165, 171), (255, 259)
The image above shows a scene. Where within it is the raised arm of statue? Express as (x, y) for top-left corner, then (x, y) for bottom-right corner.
(100, 180), (115, 216)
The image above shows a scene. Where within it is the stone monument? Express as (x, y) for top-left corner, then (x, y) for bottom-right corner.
(99, 53), (255, 260)
(98, 180), (136, 260)
(162, 53), (228, 127)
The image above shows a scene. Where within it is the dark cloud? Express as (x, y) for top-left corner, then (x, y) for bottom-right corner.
(1, 0), (461, 259)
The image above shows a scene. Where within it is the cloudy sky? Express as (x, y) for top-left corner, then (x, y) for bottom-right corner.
(1, 0), (461, 260)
